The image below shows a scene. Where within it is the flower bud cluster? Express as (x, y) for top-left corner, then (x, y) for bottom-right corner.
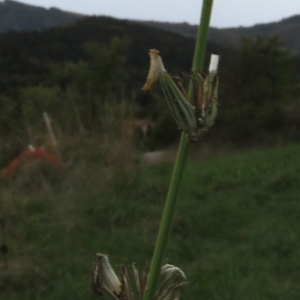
(142, 49), (219, 142)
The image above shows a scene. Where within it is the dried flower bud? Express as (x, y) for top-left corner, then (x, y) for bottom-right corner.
(161, 264), (186, 280)
(92, 253), (121, 295)
(142, 49), (166, 92)
(91, 254), (188, 300)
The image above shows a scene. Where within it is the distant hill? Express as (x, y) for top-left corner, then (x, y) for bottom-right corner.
(139, 15), (300, 55)
(0, 15), (227, 95)
(1, 0), (300, 55)
(0, 0), (84, 33)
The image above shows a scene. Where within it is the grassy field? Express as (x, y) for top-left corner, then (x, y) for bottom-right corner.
(1, 142), (300, 299)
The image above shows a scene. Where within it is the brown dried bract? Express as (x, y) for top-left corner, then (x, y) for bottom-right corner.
(142, 49), (165, 92)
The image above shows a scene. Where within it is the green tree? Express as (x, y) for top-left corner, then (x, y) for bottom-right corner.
(83, 36), (129, 97)
(236, 35), (292, 104)
(223, 35), (294, 141)
(47, 36), (129, 128)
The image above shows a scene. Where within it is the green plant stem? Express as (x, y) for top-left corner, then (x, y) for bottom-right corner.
(142, 2), (214, 300)
(191, 0), (214, 73)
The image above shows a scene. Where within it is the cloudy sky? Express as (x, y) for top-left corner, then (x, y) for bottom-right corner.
(15, 0), (300, 28)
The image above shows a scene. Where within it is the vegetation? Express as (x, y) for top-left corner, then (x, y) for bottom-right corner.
(1, 143), (300, 299)
(0, 3), (300, 300)
(215, 34), (299, 144)
(0, 14), (299, 152)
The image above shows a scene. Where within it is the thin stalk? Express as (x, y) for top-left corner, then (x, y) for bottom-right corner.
(191, 0), (214, 73)
(142, 1), (214, 300)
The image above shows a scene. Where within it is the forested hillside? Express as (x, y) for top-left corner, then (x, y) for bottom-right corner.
(140, 15), (300, 56)
(0, 15), (212, 94)
(0, 0), (83, 33)
(1, 1), (300, 57)
(0, 14), (299, 160)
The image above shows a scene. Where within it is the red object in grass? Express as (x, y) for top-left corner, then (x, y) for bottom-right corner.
(2, 148), (63, 180)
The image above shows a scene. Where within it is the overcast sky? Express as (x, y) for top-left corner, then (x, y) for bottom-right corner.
(15, 0), (300, 28)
